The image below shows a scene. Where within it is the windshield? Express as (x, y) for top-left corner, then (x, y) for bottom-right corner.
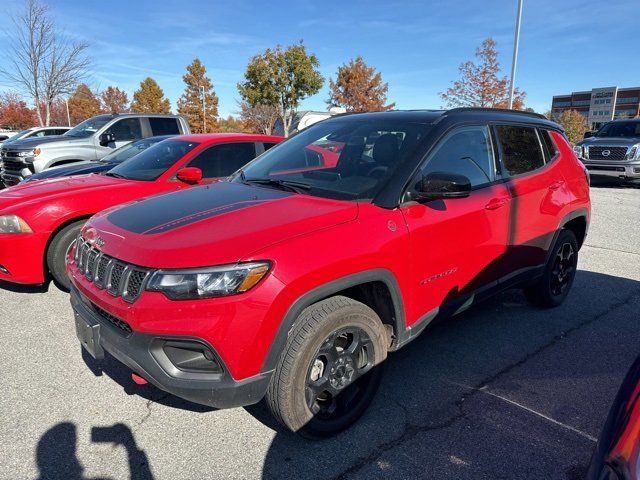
(100, 137), (165, 164)
(64, 115), (113, 138)
(596, 121), (640, 138)
(236, 118), (432, 201)
(107, 139), (199, 181)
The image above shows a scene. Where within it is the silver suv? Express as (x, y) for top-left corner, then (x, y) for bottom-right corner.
(0, 113), (190, 186)
(574, 119), (640, 184)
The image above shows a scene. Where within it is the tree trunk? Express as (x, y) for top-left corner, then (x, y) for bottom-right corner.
(45, 100), (51, 126)
(35, 95), (44, 126)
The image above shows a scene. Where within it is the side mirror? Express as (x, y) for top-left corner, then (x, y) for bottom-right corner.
(414, 172), (472, 201)
(176, 167), (203, 184)
(583, 131), (594, 139)
(99, 132), (116, 146)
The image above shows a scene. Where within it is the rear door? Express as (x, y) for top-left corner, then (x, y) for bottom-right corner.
(494, 124), (567, 280)
(401, 124), (511, 321)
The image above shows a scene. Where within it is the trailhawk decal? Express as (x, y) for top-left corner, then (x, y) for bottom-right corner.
(107, 182), (291, 235)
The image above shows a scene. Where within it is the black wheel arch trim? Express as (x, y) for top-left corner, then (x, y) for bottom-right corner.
(261, 268), (407, 373)
(546, 208), (589, 264)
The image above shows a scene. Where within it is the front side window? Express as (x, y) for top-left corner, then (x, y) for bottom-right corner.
(496, 125), (545, 176)
(64, 115), (113, 138)
(238, 119), (432, 201)
(106, 118), (143, 141)
(149, 117), (180, 135)
(187, 142), (257, 179)
(106, 140), (199, 181)
(418, 125), (496, 187)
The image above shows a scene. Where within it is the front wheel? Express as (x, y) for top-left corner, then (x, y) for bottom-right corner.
(524, 229), (579, 308)
(266, 296), (388, 438)
(46, 220), (86, 291)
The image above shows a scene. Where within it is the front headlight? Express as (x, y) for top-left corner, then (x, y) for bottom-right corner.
(0, 215), (33, 234)
(572, 145), (584, 158)
(16, 148), (40, 157)
(147, 261), (271, 300)
(628, 145), (639, 160)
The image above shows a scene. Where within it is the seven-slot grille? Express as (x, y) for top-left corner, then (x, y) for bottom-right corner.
(587, 146), (628, 161)
(74, 236), (152, 303)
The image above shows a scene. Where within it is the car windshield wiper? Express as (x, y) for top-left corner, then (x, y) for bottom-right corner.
(103, 171), (128, 179)
(243, 177), (311, 193)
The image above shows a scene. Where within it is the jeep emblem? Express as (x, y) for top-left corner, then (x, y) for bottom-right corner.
(602, 150), (611, 157)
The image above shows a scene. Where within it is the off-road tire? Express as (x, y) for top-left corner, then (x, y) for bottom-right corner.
(266, 295), (388, 438)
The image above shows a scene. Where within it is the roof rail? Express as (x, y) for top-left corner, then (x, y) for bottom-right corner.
(445, 107), (548, 120)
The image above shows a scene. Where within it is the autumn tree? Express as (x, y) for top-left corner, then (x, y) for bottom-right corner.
(1, 0), (90, 126)
(238, 42), (323, 137)
(101, 86), (129, 114)
(217, 115), (246, 133)
(0, 92), (37, 129)
(239, 101), (279, 135)
(131, 77), (171, 113)
(440, 38), (525, 110)
(67, 83), (102, 124)
(557, 109), (589, 144)
(328, 56), (394, 112)
(177, 58), (219, 133)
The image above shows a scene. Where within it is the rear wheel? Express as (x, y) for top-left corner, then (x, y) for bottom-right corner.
(524, 229), (578, 308)
(46, 220), (85, 291)
(266, 296), (387, 438)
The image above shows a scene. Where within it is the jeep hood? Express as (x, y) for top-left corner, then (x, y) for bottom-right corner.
(86, 181), (358, 269)
(0, 174), (140, 212)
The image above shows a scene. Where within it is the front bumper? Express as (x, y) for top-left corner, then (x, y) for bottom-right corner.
(582, 161), (640, 180)
(70, 285), (272, 408)
(0, 232), (48, 284)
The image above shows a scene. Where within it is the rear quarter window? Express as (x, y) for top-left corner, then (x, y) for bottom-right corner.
(149, 117), (181, 135)
(496, 125), (545, 176)
(538, 129), (559, 162)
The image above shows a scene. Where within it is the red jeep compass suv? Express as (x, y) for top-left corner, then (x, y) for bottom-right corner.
(68, 109), (590, 437)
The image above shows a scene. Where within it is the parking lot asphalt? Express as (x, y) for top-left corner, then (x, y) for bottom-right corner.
(1, 181), (639, 480)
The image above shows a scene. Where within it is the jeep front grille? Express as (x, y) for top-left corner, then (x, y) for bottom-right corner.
(74, 236), (152, 303)
(587, 146), (628, 161)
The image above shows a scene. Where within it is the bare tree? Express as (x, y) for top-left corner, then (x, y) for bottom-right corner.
(238, 101), (278, 135)
(1, 0), (90, 126)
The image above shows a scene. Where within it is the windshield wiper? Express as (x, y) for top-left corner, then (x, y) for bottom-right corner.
(103, 171), (128, 179)
(243, 177), (311, 193)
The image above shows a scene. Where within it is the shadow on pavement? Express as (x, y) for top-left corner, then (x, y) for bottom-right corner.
(36, 422), (153, 480)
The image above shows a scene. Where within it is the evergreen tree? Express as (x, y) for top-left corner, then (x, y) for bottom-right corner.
(131, 77), (171, 113)
(177, 58), (219, 133)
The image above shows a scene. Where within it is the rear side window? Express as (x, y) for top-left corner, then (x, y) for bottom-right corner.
(538, 129), (559, 162)
(263, 142), (278, 151)
(496, 125), (545, 176)
(420, 125), (496, 187)
(149, 117), (180, 135)
(188, 142), (257, 179)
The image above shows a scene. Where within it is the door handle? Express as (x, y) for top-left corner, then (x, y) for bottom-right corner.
(485, 198), (509, 210)
(549, 180), (565, 190)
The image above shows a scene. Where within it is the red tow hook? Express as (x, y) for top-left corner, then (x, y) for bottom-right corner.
(131, 372), (148, 385)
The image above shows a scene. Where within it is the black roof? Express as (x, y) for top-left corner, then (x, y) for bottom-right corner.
(328, 107), (560, 130)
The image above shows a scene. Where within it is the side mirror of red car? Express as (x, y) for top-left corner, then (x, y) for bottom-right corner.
(176, 167), (203, 184)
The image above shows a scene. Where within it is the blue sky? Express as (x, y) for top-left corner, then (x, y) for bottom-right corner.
(1, 0), (638, 117)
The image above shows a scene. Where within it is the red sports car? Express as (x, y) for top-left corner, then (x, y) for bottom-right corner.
(0, 133), (282, 288)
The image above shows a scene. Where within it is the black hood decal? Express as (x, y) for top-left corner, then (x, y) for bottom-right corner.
(107, 182), (291, 235)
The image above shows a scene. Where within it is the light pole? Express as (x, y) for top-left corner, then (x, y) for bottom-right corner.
(508, 0), (523, 110)
(200, 85), (206, 132)
(65, 98), (71, 126)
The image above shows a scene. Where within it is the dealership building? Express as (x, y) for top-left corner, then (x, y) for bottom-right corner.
(551, 86), (640, 130)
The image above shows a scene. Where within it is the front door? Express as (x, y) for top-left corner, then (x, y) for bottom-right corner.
(400, 125), (511, 324)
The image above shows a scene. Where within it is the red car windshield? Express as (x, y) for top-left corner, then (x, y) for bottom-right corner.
(106, 139), (199, 181)
(238, 118), (432, 201)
